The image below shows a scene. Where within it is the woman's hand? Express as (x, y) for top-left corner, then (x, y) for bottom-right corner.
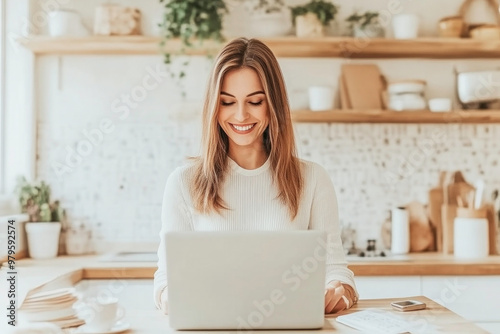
(324, 280), (347, 314)
(160, 287), (169, 315)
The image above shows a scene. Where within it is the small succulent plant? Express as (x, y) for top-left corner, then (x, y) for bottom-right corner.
(16, 176), (66, 223)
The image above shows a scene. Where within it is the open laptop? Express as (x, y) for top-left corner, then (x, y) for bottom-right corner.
(165, 230), (327, 330)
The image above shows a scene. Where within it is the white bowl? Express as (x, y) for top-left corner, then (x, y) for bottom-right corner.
(428, 98), (452, 112)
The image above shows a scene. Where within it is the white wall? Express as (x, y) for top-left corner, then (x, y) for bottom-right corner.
(3, 0), (36, 196)
(12, 0), (500, 249)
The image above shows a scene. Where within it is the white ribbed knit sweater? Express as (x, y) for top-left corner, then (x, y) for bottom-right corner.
(153, 157), (358, 310)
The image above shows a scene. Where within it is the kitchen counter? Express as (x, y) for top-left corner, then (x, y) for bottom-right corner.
(8, 251), (500, 278)
(71, 296), (488, 333)
(1, 253), (495, 333)
(2, 252), (499, 307)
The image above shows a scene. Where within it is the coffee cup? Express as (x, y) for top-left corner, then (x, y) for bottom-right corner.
(79, 297), (124, 332)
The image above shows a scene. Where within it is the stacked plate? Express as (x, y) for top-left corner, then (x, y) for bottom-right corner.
(19, 287), (85, 328)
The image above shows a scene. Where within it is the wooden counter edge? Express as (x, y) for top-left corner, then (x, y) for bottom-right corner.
(82, 267), (156, 279)
(78, 262), (500, 278)
(349, 262), (500, 276)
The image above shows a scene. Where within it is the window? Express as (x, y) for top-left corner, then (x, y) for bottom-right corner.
(0, 0), (5, 194)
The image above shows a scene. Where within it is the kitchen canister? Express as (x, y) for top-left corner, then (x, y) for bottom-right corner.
(454, 208), (489, 259)
(391, 206), (410, 254)
(308, 86), (334, 111)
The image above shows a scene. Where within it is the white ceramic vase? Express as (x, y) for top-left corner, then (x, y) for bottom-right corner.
(249, 12), (291, 37)
(25, 222), (61, 259)
(295, 13), (324, 37)
(392, 14), (419, 39)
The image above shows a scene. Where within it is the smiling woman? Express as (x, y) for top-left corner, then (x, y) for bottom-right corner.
(154, 37), (358, 316)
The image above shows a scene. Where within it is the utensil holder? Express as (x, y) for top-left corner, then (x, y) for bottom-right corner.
(454, 208), (489, 259)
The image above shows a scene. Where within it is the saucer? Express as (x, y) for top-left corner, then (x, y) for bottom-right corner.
(73, 321), (130, 334)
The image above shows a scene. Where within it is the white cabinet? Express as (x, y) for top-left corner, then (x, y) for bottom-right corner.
(354, 276), (421, 299)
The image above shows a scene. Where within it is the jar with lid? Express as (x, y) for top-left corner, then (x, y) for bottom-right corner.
(388, 79), (427, 111)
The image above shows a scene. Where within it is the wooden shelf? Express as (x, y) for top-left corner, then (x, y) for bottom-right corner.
(290, 109), (500, 123)
(18, 35), (500, 58)
(17, 36), (222, 55)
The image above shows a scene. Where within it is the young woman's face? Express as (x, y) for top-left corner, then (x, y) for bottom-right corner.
(218, 67), (269, 150)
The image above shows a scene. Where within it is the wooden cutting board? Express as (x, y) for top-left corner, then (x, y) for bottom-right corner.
(486, 203), (499, 255)
(341, 64), (384, 109)
(441, 204), (457, 254)
(428, 188), (443, 252)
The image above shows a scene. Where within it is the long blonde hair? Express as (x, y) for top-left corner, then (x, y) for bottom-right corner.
(191, 37), (303, 220)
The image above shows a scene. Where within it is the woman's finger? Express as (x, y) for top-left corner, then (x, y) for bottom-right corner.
(324, 285), (345, 314)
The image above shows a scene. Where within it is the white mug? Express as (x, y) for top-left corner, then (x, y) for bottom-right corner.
(79, 297), (124, 331)
(308, 86), (334, 111)
(392, 14), (419, 39)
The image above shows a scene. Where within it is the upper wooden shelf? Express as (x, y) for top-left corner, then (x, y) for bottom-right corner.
(291, 109), (500, 123)
(18, 35), (500, 58)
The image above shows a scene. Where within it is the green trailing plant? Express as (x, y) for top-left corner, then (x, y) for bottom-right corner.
(290, 0), (338, 26)
(346, 11), (380, 30)
(16, 176), (66, 223)
(244, 0), (285, 14)
(158, 0), (228, 93)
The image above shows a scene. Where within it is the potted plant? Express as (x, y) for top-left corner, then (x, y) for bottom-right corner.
(290, 0), (339, 37)
(346, 11), (384, 38)
(16, 177), (66, 259)
(159, 0), (228, 93)
(243, 0), (291, 37)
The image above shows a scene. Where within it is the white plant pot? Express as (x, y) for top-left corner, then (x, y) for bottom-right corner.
(249, 12), (291, 37)
(295, 13), (324, 37)
(392, 14), (419, 39)
(25, 222), (61, 259)
(353, 24), (385, 38)
(308, 86), (334, 111)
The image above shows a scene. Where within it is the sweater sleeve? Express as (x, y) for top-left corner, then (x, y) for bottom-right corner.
(153, 167), (193, 311)
(308, 163), (359, 301)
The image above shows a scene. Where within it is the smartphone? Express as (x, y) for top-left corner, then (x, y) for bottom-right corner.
(391, 300), (426, 312)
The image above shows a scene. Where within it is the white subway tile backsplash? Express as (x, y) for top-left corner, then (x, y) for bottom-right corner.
(36, 121), (500, 248)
